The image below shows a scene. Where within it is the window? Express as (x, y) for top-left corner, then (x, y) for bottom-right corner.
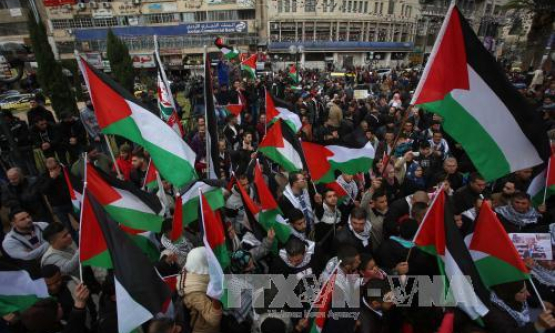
(347, 1), (351, 12)
(283, 0), (290, 12)
(0, 0), (20, 9)
(322, 0), (327, 12)
(207, 10), (238, 21)
(359, 1), (363, 12)
(92, 17), (118, 27)
(379, 3), (383, 14)
(305, 0), (316, 12)
(374, 2), (378, 13)
(387, 0), (394, 14)
(194, 11), (206, 22)
(342, 0), (346, 12)
(144, 13), (178, 24)
(238, 9), (255, 20)
(364, 1), (368, 12)
(277, 0), (283, 13)
(291, 0), (297, 12)
(182, 12), (194, 22)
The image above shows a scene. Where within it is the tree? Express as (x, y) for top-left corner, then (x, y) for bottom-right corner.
(106, 29), (134, 93)
(27, 13), (77, 117)
(503, 0), (555, 68)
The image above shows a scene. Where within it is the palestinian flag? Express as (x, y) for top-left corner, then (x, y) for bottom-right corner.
(77, 54), (197, 188)
(253, 161), (291, 243)
(414, 190), (490, 320)
(241, 54), (257, 79)
(88, 193), (171, 333)
(289, 63), (300, 84)
(302, 141), (375, 184)
(171, 194), (183, 242)
(215, 37), (239, 60)
(80, 191), (160, 268)
(0, 264), (49, 316)
(309, 269), (338, 333)
(143, 160), (158, 191)
(222, 103), (243, 119)
(63, 165), (82, 213)
(411, 4), (548, 182)
(180, 180), (225, 226)
(155, 53), (184, 137)
(265, 89), (302, 133)
(527, 152), (555, 206)
(199, 192), (230, 300)
(466, 201), (529, 288)
(259, 119), (306, 172)
(86, 164), (164, 232)
(325, 181), (349, 204)
(204, 53), (220, 179)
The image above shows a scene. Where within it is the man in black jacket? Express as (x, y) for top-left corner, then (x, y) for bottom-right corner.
(453, 172), (488, 214)
(26, 98), (55, 126)
(383, 191), (429, 238)
(30, 117), (66, 164)
(333, 207), (372, 255)
(0, 111), (37, 175)
(1, 167), (51, 222)
(57, 112), (86, 164)
(39, 158), (78, 240)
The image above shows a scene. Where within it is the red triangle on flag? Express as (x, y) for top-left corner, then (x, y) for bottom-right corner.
(414, 191), (446, 256)
(254, 162), (279, 211)
(241, 54), (257, 69)
(412, 8), (469, 105)
(200, 193), (226, 250)
(259, 119), (285, 149)
(302, 142), (333, 182)
(171, 195), (183, 242)
(469, 201), (529, 274)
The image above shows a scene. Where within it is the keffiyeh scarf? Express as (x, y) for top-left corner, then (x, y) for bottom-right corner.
(495, 205), (540, 227)
(490, 292), (530, 327)
(348, 216), (372, 247)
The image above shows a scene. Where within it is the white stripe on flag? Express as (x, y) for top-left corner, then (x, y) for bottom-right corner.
(127, 101), (196, 164)
(451, 66), (543, 172)
(276, 107), (302, 132)
(277, 139), (304, 170)
(115, 277), (153, 333)
(110, 188), (156, 214)
(182, 183), (217, 203)
(527, 169), (546, 198)
(443, 251), (490, 320)
(327, 142), (376, 163)
(0, 271), (48, 297)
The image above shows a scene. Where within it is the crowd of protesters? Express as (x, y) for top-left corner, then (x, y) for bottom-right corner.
(0, 62), (555, 333)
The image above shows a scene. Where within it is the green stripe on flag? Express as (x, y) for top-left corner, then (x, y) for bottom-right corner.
(105, 205), (163, 232)
(183, 189), (225, 225)
(81, 249), (113, 269)
(474, 256), (529, 288)
(329, 158), (374, 176)
(103, 117), (196, 188)
(420, 93), (510, 181)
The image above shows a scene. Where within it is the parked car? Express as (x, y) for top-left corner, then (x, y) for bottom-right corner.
(0, 93), (50, 111)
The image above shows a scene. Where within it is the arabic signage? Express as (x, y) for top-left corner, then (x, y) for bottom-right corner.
(131, 54), (155, 68)
(43, 0), (76, 7)
(147, 2), (177, 12)
(182, 21), (247, 34)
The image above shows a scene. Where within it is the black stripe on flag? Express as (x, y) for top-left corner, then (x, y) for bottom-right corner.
(80, 56), (159, 115)
(204, 53), (221, 179)
(88, 192), (171, 315)
(93, 166), (162, 215)
(457, 7), (550, 163)
(444, 196), (490, 308)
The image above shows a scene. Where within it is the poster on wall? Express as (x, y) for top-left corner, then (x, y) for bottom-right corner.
(132, 54), (156, 68)
(509, 233), (553, 261)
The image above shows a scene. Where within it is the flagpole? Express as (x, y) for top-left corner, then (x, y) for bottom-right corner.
(405, 183), (445, 262)
(104, 135), (123, 179)
(543, 140), (552, 205)
(307, 259), (342, 314)
(529, 276), (548, 311)
(143, 159), (151, 190)
(203, 45), (212, 179)
(78, 152), (88, 283)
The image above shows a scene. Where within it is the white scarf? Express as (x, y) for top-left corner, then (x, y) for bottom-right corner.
(283, 184), (313, 221)
(336, 175), (358, 204)
(278, 241), (315, 268)
(348, 216), (372, 247)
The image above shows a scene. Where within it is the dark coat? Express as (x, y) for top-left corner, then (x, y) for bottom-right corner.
(333, 226), (372, 255)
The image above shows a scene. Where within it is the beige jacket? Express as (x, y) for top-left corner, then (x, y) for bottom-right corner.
(182, 273), (222, 333)
(328, 103), (343, 128)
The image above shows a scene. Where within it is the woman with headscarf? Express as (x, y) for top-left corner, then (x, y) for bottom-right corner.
(480, 280), (555, 333)
(178, 247), (223, 333)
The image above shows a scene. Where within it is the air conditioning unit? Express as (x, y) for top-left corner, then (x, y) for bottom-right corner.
(67, 29), (73, 35)
(77, 2), (86, 10)
(103, 2), (111, 8)
(132, 0), (141, 5)
(63, 4), (72, 10)
(90, 2), (98, 9)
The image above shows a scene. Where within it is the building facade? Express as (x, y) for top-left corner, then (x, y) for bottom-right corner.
(265, 0), (419, 69)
